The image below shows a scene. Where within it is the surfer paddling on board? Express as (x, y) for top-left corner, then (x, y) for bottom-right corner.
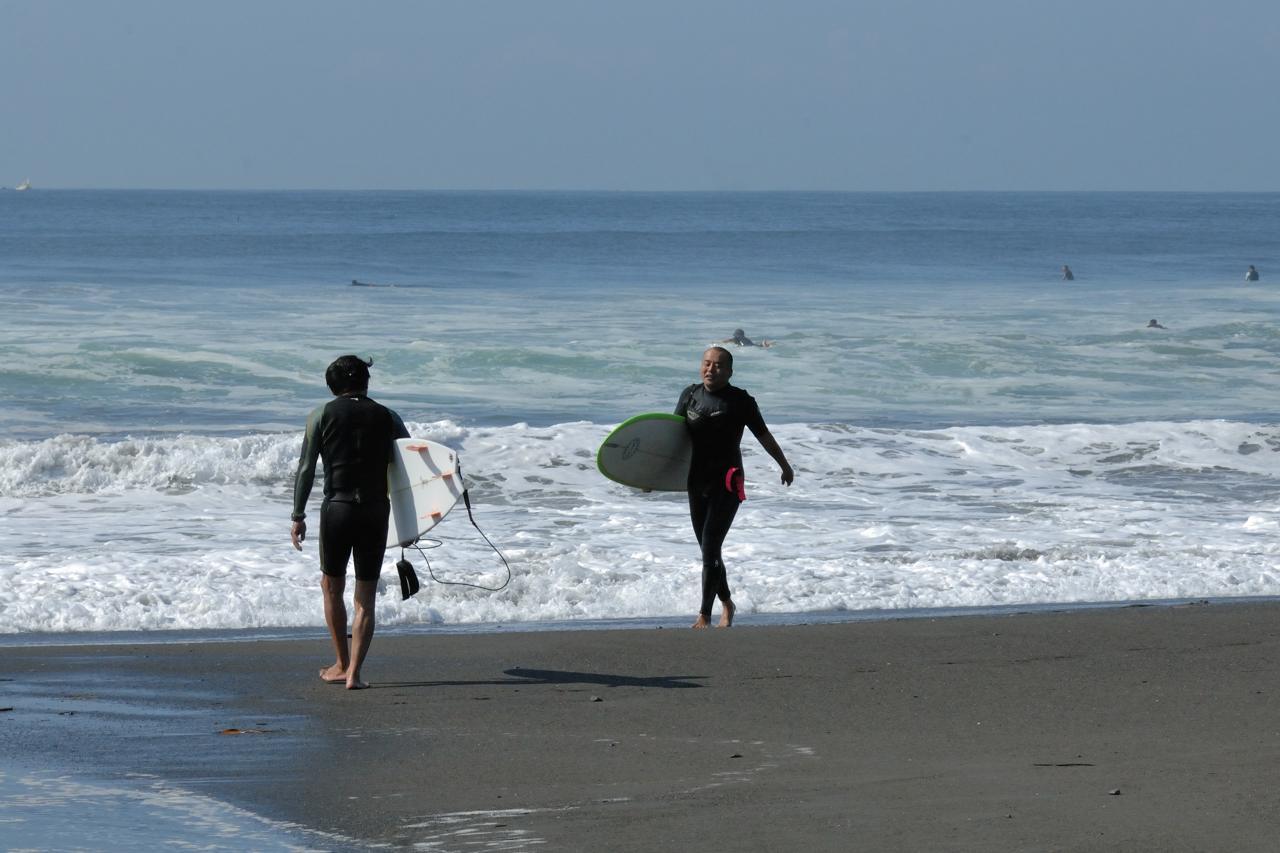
(720, 328), (774, 348)
(676, 346), (794, 628)
(291, 355), (409, 689)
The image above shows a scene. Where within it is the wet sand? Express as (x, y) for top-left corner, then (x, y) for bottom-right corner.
(4, 602), (1280, 851)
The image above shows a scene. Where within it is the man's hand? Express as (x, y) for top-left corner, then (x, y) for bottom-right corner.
(291, 520), (306, 550)
(780, 464), (794, 487)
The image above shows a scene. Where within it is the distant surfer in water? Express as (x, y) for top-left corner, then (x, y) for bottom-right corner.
(1245, 265), (1260, 282)
(1147, 319), (1166, 329)
(721, 329), (775, 348)
(1061, 265), (1074, 281)
(291, 355), (409, 689)
(676, 346), (794, 628)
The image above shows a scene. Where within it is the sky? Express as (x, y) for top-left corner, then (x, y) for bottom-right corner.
(2, 0), (1278, 191)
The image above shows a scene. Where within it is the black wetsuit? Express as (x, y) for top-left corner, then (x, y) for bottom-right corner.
(292, 394), (409, 581)
(675, 383), (768, 617)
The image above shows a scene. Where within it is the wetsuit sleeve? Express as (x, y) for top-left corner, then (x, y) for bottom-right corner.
(675, 385), (694, 417)
(390, 410), (410, 440)
(291, 407), (323, 522)
(742, 393), (768, 440)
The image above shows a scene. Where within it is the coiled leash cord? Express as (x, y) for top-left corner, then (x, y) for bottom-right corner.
(395, 460), (511, 598)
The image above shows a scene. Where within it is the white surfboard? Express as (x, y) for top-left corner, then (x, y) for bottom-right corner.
(387, 438), (465, 547)
(597, 413), (692, 492)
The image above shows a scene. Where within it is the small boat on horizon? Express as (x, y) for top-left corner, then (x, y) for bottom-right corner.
(15, 179), (31, 191)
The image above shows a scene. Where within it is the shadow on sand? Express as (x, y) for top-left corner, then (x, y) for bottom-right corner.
(371, 667), (705, 690)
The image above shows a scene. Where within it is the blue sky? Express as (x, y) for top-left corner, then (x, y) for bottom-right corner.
(2, 0), (1277, 190)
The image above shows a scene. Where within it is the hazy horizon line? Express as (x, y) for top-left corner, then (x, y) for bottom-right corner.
(6, 186), (1280, 194)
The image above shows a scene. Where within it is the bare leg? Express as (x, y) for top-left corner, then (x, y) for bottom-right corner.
(320, 574), (350, 682)
(346, 579), (377, 690)
(717, 598), (735, 628)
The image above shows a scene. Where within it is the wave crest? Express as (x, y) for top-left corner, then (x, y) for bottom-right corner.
(0, 420), (466, 496)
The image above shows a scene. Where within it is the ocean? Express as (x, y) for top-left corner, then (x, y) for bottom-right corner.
(2, 190), (1279, 637)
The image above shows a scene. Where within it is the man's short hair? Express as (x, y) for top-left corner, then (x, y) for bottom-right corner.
(705, 345), (733, 368)
(326, 355), (373, 395)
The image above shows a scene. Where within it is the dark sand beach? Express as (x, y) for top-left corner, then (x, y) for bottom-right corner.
(4, 602), (1280, 851)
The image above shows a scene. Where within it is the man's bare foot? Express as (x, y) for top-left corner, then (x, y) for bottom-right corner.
(346, 678), (369, 690)
(717, 600), (735, 628)
(319, 664), (347, 683)
(692, 614), (711, 629)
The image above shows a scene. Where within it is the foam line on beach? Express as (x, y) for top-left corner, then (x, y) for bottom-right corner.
(3, 419), (1280, 635)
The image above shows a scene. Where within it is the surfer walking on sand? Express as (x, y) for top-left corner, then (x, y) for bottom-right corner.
(676, 346), (794, 628)
(291, 355), (409, 689)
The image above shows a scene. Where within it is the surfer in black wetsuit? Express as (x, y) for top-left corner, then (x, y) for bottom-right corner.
(291, 355), (409, 689)
(676, 346), (794, 628)
(721, 328), (775, 348)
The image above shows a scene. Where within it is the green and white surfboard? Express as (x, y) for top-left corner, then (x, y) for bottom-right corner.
(596, 413), (692, 492)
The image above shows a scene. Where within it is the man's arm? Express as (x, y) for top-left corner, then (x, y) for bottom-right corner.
(290, 408), (323, 550)
(743, 395), (793, 486)
(391, 410), (410, 440)
(755, 429), (794, 486)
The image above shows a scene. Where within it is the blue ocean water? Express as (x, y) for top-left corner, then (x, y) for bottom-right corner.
(1, 191), (1279, 635)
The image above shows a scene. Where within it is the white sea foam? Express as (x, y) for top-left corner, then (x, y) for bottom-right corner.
(0, 767), (352, 851)
(1, 419), (1278, 634)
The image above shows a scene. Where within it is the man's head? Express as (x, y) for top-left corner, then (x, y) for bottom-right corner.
(701, 346), (733, 391)
(326, 354), (373, 396)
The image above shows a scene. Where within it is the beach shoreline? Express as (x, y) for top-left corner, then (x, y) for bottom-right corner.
(4, 593), (1277, 648)
(5, 598), (1280, 850)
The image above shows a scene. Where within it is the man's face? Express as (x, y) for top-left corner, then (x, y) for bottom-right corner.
(701, 349), (732, 391)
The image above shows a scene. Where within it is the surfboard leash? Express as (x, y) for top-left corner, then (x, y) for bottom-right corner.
(399, 457), (512, 594)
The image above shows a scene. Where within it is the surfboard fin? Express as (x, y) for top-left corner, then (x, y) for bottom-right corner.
(396, 558), (421, 600)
